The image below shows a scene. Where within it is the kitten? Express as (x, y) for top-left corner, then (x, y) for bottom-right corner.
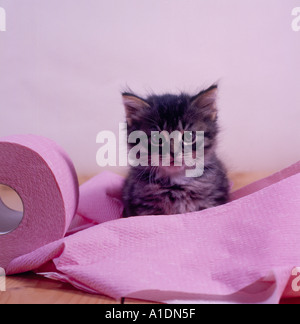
(122, 84), (229, 217)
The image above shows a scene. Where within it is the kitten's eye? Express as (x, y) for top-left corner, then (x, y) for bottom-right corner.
(183, 131), (196, 145)
(151, 133), (166, 147)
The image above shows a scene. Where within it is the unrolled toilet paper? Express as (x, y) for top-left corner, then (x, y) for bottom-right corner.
(0, 135), (79, 270)
(1, 134), (300, 303)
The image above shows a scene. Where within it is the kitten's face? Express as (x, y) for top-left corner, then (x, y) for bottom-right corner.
(122, 85), (219, 177)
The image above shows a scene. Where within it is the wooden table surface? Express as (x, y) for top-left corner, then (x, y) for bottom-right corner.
(1, 171), (295, 304)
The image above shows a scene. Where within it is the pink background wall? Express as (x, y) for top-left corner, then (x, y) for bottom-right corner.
(0, 0), (299, 174)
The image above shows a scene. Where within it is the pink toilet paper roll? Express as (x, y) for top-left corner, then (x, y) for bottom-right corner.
(0, 135), (79, 270)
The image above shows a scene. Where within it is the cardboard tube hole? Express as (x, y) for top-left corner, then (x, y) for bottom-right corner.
(0, 184), (24, 235)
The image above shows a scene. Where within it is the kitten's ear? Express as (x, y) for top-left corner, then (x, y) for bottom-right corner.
(122, 93), (150, 126)
(191, 85), (218, 121)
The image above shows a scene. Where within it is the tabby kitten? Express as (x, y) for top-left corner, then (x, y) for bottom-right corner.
(122, 85), (229, 217)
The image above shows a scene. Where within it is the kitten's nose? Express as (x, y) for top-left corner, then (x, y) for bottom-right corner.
(170, 142), (182, 166)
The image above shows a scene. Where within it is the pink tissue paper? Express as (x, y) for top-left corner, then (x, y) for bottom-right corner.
(1, 135), (300, 304)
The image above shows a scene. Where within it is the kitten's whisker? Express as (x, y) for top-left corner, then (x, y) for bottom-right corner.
(134, 167), (147, 185)
(149, 166), (158, 185)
